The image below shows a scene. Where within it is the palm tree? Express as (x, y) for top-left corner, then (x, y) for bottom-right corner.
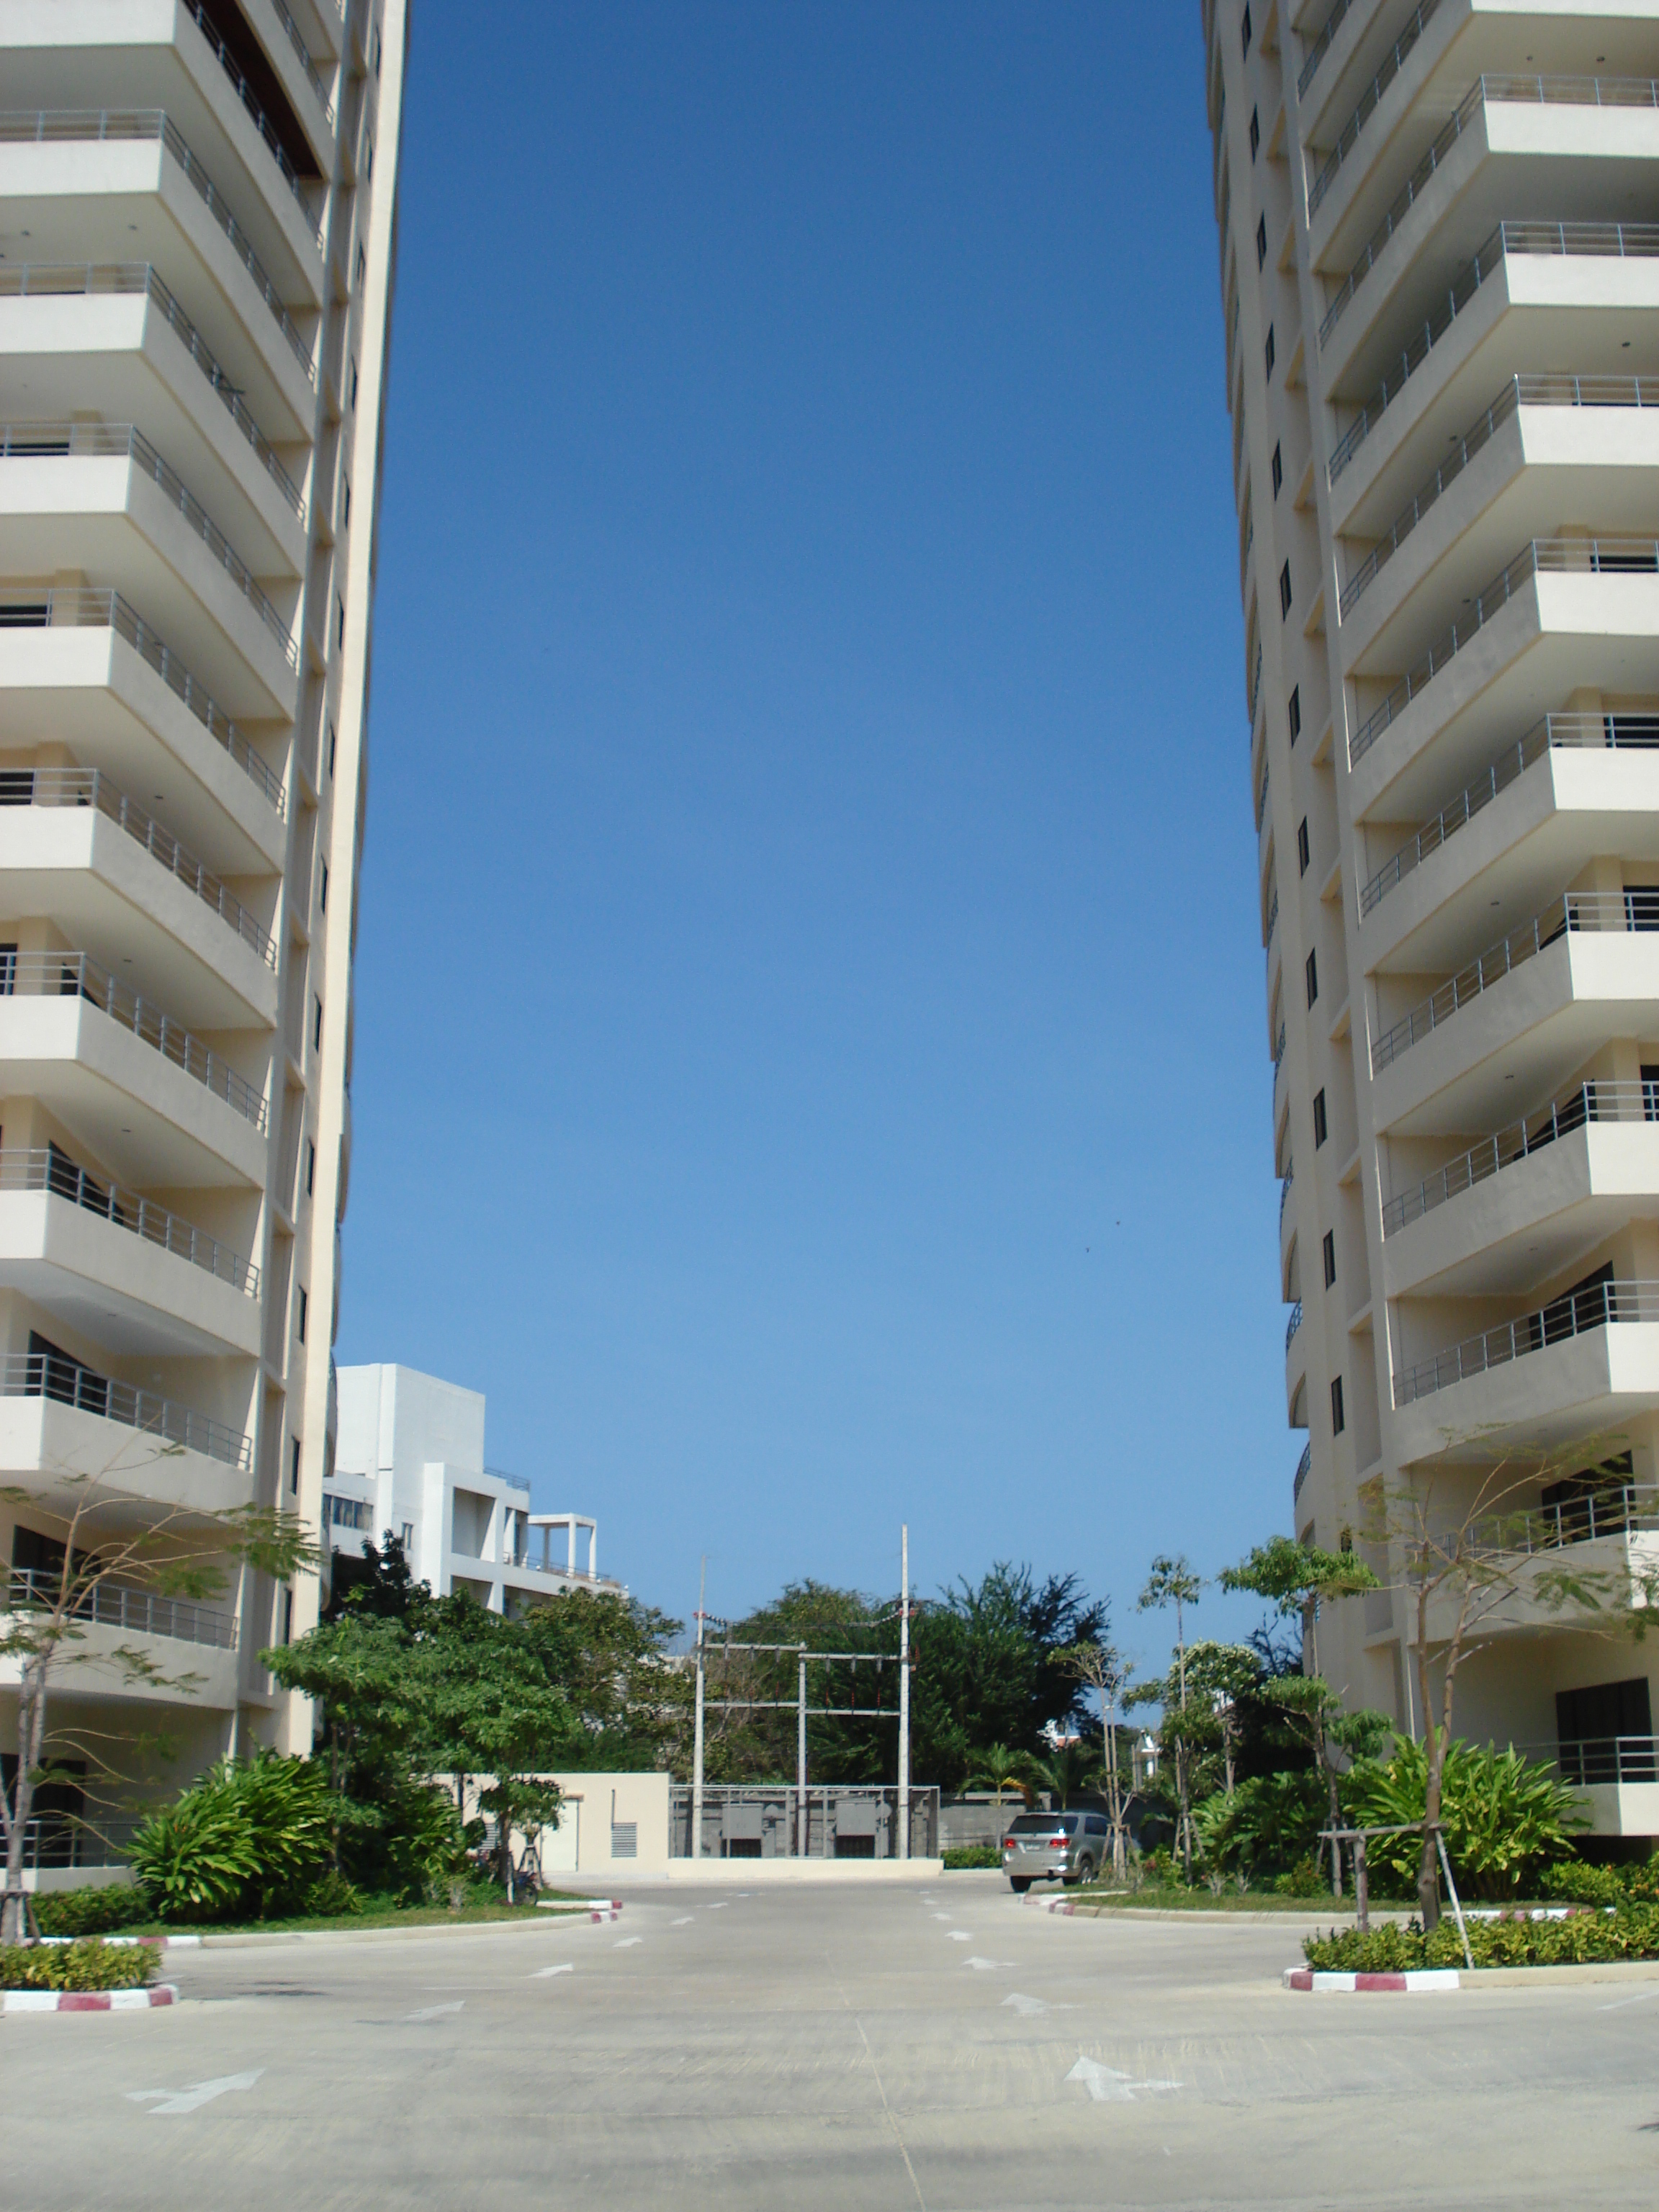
(966, 1743), (1030, 1809)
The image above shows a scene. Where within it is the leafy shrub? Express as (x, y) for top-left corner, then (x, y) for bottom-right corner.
(1303, 1904), (1659, 1972)
(130, 1753), (334, 1923)
(0, 1938), (156, 1991)
(1195, 1772), (1326, 1881)
(943, 1845), (1002, 1870)
(1542, 1853), (1659, 1907)
(302, 1869), (363, 1917)
(30, 1884), (151, 1937)
(1344, 1740), (1586, 1901)
(1141, 1846), (1180, 1887)
(1273, 1855), (1328, 1898)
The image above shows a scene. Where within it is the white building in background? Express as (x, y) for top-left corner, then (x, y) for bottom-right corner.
(331, 1362), (621, 1612)
(0, 0), (410, 1842)
(1203, 0), (1659, 1841)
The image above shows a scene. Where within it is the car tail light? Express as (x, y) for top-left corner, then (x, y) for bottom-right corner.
(1002, 1837), (1016, 1851)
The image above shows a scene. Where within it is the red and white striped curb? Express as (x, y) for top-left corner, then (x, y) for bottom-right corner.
(1283, 1966), (1460, 1994)
(37, 1935), (199, 1950)
(1038, 1899), (1077, 1916)
(4, 1983), (178, 2013)
(538, 1899), (624, 1923)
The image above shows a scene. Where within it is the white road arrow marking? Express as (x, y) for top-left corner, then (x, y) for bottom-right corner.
(948, 1930), (973, 1941)
(963, 1956), (1010, 1971)
(531, 1964), (573, 1979)
(613, 1937), (642, 1948)
(1003, 1992), (1048, 2015)
(930, 1912), (952, 1922)
(1064, 2054), (1181, 2105)
(670, 1916), (694, 1927)
(126, 2070), (264, 2117)
(706, 1902), (728, 1911)
(404, 2002), (464, 2022)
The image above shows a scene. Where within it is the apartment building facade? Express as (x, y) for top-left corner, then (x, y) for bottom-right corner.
(1204, 0), (1659, 1839)
(0, 0), (409, 1863)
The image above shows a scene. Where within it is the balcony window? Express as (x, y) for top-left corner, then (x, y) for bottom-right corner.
(1264, 325), (1275, 379)
(1643, 1063), (1659, 1120)
(1625, 884), (1659, 931)
(1256, 214), (1267, 269)
(1241, 4), (1251, 57)
(320, 862), (330, 914)
(313, 995), (323, 1051)
(1305, 950), (1318, 1007)
(1323, 1230), (1336, 1289)
(1313, 1088), (1327, 1146)
(291, 1437), (301, 1494)
(297, 1287), (308, 1344)
(1249, 106), (1259, 161)
(1279, 561), (1292, 618)
(1557, 1677), (1654, 1786)
(282, 1588), (294, 1645)
(1298, 817), (1309, 875)
(1330, 1376), (1344, 1434)
(1272, 442), (1282, 498)
(306, 1138), (317, 1199)
(1288, 685), (1300, 745)
(328, 722), (338, 779)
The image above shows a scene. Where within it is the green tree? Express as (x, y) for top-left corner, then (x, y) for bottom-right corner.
(966, 1743), (1032, 1809)
(1056, 1639), (1134, 1875)
(912, 1565), (1106, 1791)
(1346, 1738), (1588, 1902)
(1134, 1555), (1203, 1876)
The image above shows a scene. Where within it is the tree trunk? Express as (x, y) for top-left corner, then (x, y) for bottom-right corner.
(1324, 1758), (1343, 1897)
(4, 1653), (48, 1945)
(1417, 1728), (1442, 1931)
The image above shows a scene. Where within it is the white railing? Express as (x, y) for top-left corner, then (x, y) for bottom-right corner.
(0, 423), (295, 663)
(0, 590), (285, 814)
(1, 1349), (251, 1468)
(1298, 0), (1356, 99)
(0, 948), (268, 1129)
(1382, 1080), (1658, 1237)
(1350, 538), (1659, 768)
(181, 0), (324, 238)
(266, 0), (337, 125)
(1372, 889), (1647, 1074)
(1293, 1441), (1312, 1505)
(0, 1146), (259, 1294)
(1286, 1300), (1304, 1351)
(1307, 0), (1444, 220)
(6, 1566), (237, 1647)
(1280, 1157), (1294, 1225)
(1468, 1483), (1659, 1557)
(9, 767), (276, 963)
(1393, 1278), (1659, 1407)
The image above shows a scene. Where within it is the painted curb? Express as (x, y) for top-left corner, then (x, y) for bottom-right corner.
(36, 1936), (200, 1951)
(538, 1899), (623, 1922)
(4, 1983), (178, 2013)
(1282, 1967), (1460, 1993)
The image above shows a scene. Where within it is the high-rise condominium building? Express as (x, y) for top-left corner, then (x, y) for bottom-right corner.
(1, 0), (408, 1853)
(1205, 0), (1659, 1845)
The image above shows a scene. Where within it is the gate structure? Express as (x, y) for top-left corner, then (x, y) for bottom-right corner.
(670, 1784), (938, 1861)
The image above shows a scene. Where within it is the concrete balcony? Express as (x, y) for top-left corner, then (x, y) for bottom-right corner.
(1326, 228), (1659, 538)
(0, 1347), (251, 1490)
(0, 422), (297, 716)
(7, 1563), (237, 1649)
(1304, 0), (1456, 246)
(0, 950), (269, 1188)
(1370, 894), (1659, 1138)
(0, 264), (309, 573)
(0, 112), (318, 436)
(1382, 1084), (1659, 1300)
(0, 1148), (260, 1358)
(1346, 543), (1659, 825)
(0, 589), (287, 869)
(1358, 716), (1659, 980)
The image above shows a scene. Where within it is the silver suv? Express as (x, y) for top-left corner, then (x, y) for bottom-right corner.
(1001, 1809), (1111, 1890)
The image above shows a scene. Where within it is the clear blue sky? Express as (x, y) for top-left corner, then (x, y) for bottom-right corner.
(343, 1), (1285, 1676)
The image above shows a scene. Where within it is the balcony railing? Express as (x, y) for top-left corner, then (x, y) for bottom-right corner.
(0, 264), (304, 518)
(1554, 1735), (1659, 1786)
(1249, 642), (1263, 727)
(1272, 1018), (1287, 1074)
(1286, 1300), (1304, 1351)
(1350, 538), (1659, 768)
(1468, 1483), (1659, 1557)
(1381, 1079), (1658, 1237)
(1392, 1276), (1659, 1408)
(181, 0), (323, 240)
(0, 112), (314, 379)
(0, 1347), (251, 1468)
(265, 0), (337, 127)
(1293, 1441), (1312, 1506)
(1280, 1157), (1294, 1224)
(0, 589), (284, 816)
(7, 1566), (238, 1647)
(11, 1816), (141, 1872)
(0, 1146), (258, 1295)
(1320, 78), (1659, 349)
(1328, 223), (1659, 487)
(1256, 757), (1269, 832)
(1361, 712), (1659, 918)
(0, 423), (296, 665)
(1298, 0), (1357, 99)
(1372, 889), (1645, 1075)
(0, 949), (268, 1130)
(1264, 884), (1279, 948)
(6, 767), (276, 964)
(1307, 0), (1443, 220)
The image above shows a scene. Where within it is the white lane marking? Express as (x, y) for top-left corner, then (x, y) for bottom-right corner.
(126, 2071), (264, 2117)
(1598, 1988), (1659, 2011)
(1064, 2054), (1182, 2105)
(404, 2002), (464, 2022)
(531, 1964), (573, 1979)
(1003, 1992), (1048, 2015)
(964, 1956), (1009, 1971)
(613, 1937), (642, 1948)
(670, 1916), (695, 1926)
(948, 1930), (973, 1941)
(706, 1902), (729, 1911)
(930, 1912), (952, 1923)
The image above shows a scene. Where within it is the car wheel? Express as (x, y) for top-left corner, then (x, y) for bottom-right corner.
(1010, 1876), (1031, 1893)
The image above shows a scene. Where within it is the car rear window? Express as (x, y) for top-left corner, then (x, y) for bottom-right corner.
(1007, 1813), (1077, 1834)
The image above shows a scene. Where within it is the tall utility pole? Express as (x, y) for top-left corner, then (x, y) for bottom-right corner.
(796, 1647), (808, 1858)
(691, 1557), (706, 1859)
(897, 1522), (910, 1861)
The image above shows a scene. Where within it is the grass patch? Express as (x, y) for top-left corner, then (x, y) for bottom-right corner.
(1058, 1884), (1362, 1914)
(1305, 1906), (1659, 1971)
(32, 1889), (591, 1941)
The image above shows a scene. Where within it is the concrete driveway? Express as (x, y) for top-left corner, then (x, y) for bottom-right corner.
(6, 1870), (1658, 2209)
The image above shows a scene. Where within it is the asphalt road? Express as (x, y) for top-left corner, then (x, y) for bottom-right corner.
(7, 1870), (1659, 2210)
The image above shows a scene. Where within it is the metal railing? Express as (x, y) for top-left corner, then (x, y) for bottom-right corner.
(1293, 1441), (1312, 1506)
(1256, 757), (1270, 832)
(181, 0), (323, 239)
(1329, 223), (1659, 486)
(0, 949), (268, 1130)
(1280, 1157), (1294, 1224)
(0, 1146), (258, 1294)
(1350, 538), (1659, 768)
(0, 112), (315, 379)
(1393, 1277), (1659, 1407)
(1265, 885), (1279, 947)
(1553, 1735), (1659, 1786)
(266, 0), (336, 125)
(1307, 0), (1443, 220)
(0, 265), (303, 517)
(486, 1466), (534, 1496)
(1287, 1300), (1304, 1351)
(1361, 713), (1659, 917)
(11, 1816), (141, 1871)
(1298, 0), (1357, 99)
(0, 590), (284, 815)
(1372, 889), (1646, 1074)
(6, 1565), (237, 1647)
(0, 423), (295, 662)
(6, 767), (276, 964)
(1382, 1079), (1659, 1236)
(1468, 1483), (1659, 1557)
(1, 1348), (251, 1467)
(1249, 642), (1263, 727)
(1273, 1019), (1287, 1074)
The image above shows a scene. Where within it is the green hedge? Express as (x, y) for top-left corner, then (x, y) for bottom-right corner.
(30, 1885), (153, 1938)
(943, 1846), (1002, 1870)
(1304, 1905), (1659, 1972)
(0, 1938), (158, 1991)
